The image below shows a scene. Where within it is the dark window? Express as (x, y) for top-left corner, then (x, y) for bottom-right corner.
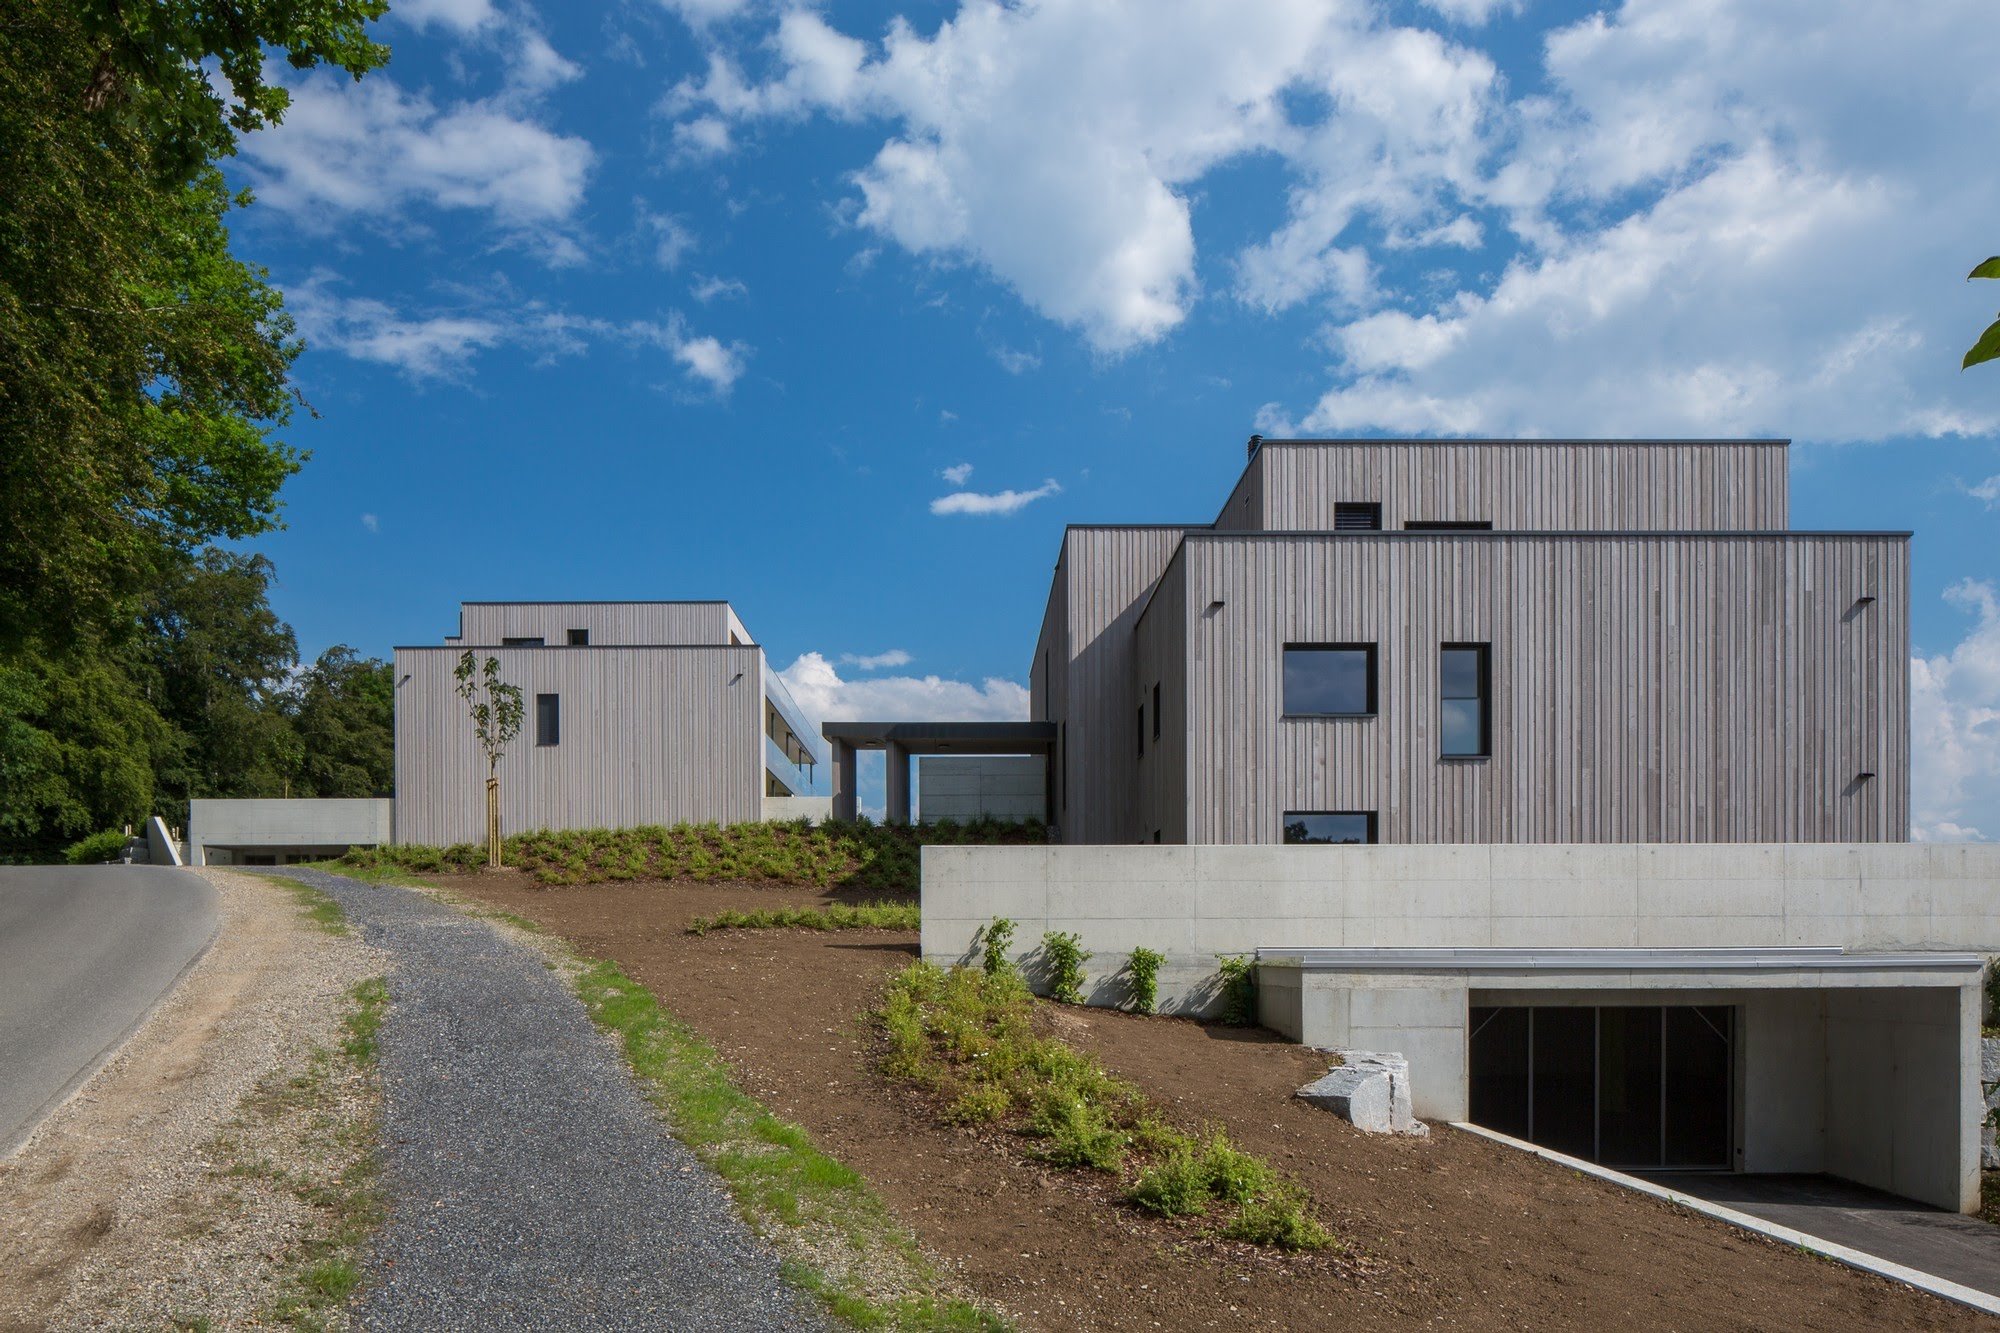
(535, 693), (560, 746)
(1060, 723), (1067, 810)
(1283, 811), (1376, 844)
(567, 628), (589, 645)
(1151, 683), (1161, 739)
(501, 636), (544, 646)
(1152, 829), (1162, 843)
(1404, 520), (1493, 531)
(1136, 706), (1145, 758)
(1441, 643), (1491, 756)
(1334, 502), (1382, 531)
(1283, 644), (1376, 716)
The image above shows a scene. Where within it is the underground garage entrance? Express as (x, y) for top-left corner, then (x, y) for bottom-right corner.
(1469, 1004), (1732, 1171)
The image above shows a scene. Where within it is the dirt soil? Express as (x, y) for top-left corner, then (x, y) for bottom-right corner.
(0, 870), (383, 1332)
(448, 873), (1995, 1332)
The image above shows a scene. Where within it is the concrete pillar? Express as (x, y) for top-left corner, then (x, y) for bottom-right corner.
(830, 740), (858, 822)
(885, 741), (912, 824)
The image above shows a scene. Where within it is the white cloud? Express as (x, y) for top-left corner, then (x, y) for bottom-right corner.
(779, 652), (1029, 723)
(940, 462), (973, 485)
(639, 206), (698, 269)
(290, 275), (746, 393)
(1961, 475), (2000, 509)
(1911, 580), (2000, 842)
(691, 274), (748, 302)
(393, 0), (497, 34)
(669, 0), (2000, 442)
(360, 513), (381, 533)
(841, 649), (913, 670)
(990, 345), (1041, 375)
(239, 66), (594, 249)
(930, 478), (1060, 517)
(656, 0), (757, 29)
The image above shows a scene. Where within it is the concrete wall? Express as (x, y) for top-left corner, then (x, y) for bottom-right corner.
(762, 796), (832, 824)
(145, 815), (184, 867)
(187, 799), (394, 865)
(918, 757), (1044, 824)
(921, 844), (2000, 1006)
(1824, 986), (1976, 1208)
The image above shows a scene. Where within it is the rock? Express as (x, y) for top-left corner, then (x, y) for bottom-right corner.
(1981, 1035), (1999, 1086)
(1297, 1066), (1394, 1133)
(1297, 1050), (1429, 1136)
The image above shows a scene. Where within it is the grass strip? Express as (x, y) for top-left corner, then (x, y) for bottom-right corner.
(572, 957), (1005, 1330)
(688, 901), (921, 936)
(334, 817), (1044, 890)
(879, 960), (1336, 1252)
(252, 872), (353, 935)
(296, 858), (435, 890)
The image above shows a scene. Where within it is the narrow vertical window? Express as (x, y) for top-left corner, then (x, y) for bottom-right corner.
(535, 693), (560, 747)
(1136, 705), (1145, 758)
(567, 628), (589, 645)
(1152, 682), (1161, 740)
(1441, 643), (1491, 757)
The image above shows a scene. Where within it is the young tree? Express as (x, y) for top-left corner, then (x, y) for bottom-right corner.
(453, 652), (523, 868)
(1966, 257), (2000, 370)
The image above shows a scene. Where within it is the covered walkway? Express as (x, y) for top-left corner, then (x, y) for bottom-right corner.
(821, 721), (1056, 824)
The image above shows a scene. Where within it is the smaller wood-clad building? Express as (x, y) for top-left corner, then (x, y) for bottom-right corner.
(1035, 439), (1911, 845)
(394, 602), (826, 847)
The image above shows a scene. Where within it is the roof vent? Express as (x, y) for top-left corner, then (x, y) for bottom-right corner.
(1247, 433), (1263, 458)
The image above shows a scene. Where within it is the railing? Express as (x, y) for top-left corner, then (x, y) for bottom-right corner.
(765, 733), (828, 798)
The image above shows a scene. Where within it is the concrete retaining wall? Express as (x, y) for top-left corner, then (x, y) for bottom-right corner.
(920, 843), (2000, 1015)
(762, 796), (833, 824)
(187, 798), (394, 866)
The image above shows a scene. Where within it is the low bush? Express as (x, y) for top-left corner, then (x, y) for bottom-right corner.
(63, 829), (128, 864)
(1217, 955), (1257, 1026)
(876, 961), (1335, 1252)
(336, 818), (1044, 890)
(1040, 930), (1091, 1004)
(1125, 946), (1164, 1015)
(686, 901), (920, 935)
(979, 917), (1016, 976)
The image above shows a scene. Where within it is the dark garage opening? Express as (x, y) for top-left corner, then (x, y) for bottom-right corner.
(1469, 1004), (1733, 1171)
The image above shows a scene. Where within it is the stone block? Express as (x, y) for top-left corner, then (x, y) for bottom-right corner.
(1296, 1050), (1428, 1136)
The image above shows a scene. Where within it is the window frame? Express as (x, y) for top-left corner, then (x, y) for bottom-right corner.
(535, 692), (560, 747)
(567, 628), (589, 646)
(1404, 520), (1493, 531)
(1440, 642), (1492, 759)
(1333, 501), (1383, 531)
(1282, 810), (1378, 845)
(1281, 642), (1379, 719)
(501, 636), (544, 647)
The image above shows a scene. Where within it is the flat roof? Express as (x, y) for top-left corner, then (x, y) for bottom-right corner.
(821, 721), (1057, 754)
(1247, 437), (1790, 448)
(1254, 946), (1983, 975)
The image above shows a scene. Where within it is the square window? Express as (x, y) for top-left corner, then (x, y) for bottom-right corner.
(567, 628), (589, 646)
(1441, 643), (1491, 757)
(1283, 644), (1376, 716)
(1284, 811), (1377, 844)
(535, 693), (560, 746)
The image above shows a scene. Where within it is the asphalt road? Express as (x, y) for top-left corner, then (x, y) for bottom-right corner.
(0, 865), (220, 1156)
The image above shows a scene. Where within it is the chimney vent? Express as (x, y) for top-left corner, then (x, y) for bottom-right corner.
(1247, 433), (1264, 458)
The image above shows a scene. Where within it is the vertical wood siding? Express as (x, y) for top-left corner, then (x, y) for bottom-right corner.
(1057, 528), (1197, 842)
(452, 603), (734, 646)
(1179, 533), (1908, 844)
(394, 645), (761, 844)
(1214, 446), (1265, 528)
(1251, 442), (1789, 531)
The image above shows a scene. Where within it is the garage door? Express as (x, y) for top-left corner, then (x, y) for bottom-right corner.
(1468, 1004), (1733, 1171)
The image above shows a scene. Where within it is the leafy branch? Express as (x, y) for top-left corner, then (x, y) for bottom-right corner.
(1965, 257), (2000, 370)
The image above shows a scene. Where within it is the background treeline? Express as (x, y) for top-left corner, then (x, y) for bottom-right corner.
(0, 549), (394, 861)
(1, 0), (391, 861)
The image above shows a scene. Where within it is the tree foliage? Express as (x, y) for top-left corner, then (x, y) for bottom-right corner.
(1966, 257), (2000, 371)
(0, 0), (386, 649)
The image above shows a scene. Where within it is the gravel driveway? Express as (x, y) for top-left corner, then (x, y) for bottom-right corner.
(266, 867), (830, 1332)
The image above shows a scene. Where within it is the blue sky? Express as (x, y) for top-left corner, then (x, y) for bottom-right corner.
(226, 0), (2000, 836)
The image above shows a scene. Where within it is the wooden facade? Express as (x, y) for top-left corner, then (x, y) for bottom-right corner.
(1037, 439), (1911, 846)
(447, 601), (749, 647)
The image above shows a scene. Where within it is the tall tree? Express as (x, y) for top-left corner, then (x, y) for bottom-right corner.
(286, 646), (395, 798)
(0, 0), (387, 649)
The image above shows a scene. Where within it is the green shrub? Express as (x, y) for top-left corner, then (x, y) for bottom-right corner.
(1125, 946), (1164, 1015)
(687, 901), (919, 936)
(1128, 1143), (1210, 1217)
(1041, 930), (1091, 1004)
(63, 829), (128, 864)
(1217, 955), (1257, 1026)
(979, 917), (1016, 976)
(1220, 1189), (1334, 1251)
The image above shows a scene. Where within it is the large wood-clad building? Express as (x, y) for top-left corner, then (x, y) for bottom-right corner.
(394, 602), (827, 846)
(1036, 439), (1910, 845)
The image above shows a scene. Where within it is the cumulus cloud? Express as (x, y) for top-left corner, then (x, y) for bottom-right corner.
(940, 462), (974, 485)
(289, 274), (746, 393)
(691, 274), (748, 302)
(360, 513), (381, 533)
(1961, 475), (2000, 509)
(237, 65), (594, 252)
(639, 205), (698, 269)
(930, 479), (1061, 517)
(779, 652), (1029, 723)
(667, 0), (1999, 442)
(841, 649), (913, 670)
(1911, 579), (2000, 842)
